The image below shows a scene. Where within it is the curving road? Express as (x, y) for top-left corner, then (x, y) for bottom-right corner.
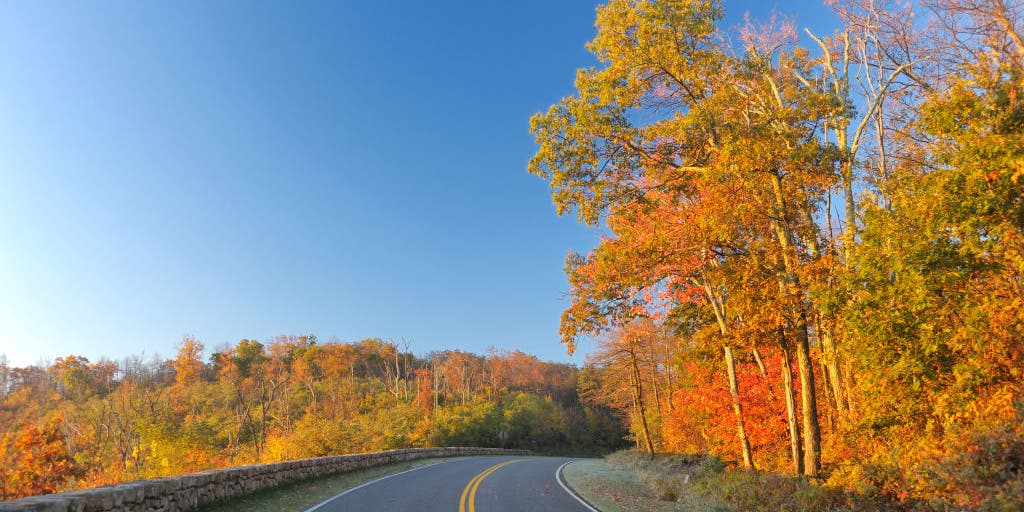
(306, 456), (597, 512)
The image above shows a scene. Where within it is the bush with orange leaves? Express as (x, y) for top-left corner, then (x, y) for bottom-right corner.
(0, 418), (82, 500)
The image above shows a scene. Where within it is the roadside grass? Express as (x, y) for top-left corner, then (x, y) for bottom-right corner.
(563, 450), (918, 512)
(562, 458), (724, 512)
(195, 457), (453, 512)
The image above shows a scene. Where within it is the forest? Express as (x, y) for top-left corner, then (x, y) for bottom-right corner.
(528, 0), (1023, 509)
(0, 338), (626, 500)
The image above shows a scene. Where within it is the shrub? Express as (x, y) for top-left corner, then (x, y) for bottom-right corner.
(928, 415), (1024, 511)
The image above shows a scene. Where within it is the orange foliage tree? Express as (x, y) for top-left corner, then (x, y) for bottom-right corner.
(530, 0), (1023, 506)
(0, 419), (81, 500)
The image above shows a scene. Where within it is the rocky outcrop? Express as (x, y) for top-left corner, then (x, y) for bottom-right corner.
(0, 447), (526, 512)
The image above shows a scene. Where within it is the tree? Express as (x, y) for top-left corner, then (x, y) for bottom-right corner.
(172, 336), (205, 388)
(586, 321), (665, 455)
(530, 0), (836, 474)
(218, 339), (290, 461)
(0, 419), (82, 499)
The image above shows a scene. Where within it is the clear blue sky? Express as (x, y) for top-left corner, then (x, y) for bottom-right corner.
(0, 1), (837, 368)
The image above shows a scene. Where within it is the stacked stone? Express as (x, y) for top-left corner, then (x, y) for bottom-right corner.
(0, 447), (527, 512)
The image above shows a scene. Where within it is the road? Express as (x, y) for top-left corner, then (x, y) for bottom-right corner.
(306, 456), (597, 512)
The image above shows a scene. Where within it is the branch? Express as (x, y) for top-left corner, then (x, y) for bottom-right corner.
(851, 60), (922, 156)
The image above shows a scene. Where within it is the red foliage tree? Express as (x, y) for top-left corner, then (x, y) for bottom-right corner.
(665, 354), (790, 469)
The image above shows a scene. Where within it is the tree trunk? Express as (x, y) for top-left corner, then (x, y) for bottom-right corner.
(769, 171), (822, 476)
(629, 350), (655, 456)
(842, 160), (857, 264)
(648, 344), (664, 420)
(780, 337), (804, 475)
(751, 347), (776, 399)
(843, 358), (857, 420)
(305, 379), (317, 413)
(820, 358), (834, 433)
(665, 346), (676, 413)
(820, 326), (847, 418)
(725, 345), (754, 469)
(794, 312), (822, 476)
(702, 274), (755, 470)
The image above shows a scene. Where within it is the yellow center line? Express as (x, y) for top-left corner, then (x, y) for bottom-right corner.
(458, 459), (522, 512)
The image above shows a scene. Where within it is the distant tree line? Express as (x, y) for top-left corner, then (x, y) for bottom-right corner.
(0, 338), (627, 499)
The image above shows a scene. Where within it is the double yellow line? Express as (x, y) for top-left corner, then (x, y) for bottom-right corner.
(458, 459), (522, 512)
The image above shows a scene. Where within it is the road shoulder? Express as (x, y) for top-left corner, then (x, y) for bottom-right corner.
(559, 458), (682, 512)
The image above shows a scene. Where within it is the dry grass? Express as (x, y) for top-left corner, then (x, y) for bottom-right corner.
(564, 450), (927, 512)
(562, 458), (726, 512)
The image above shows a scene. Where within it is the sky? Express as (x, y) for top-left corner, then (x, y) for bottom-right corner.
(0, 0), (838, 368)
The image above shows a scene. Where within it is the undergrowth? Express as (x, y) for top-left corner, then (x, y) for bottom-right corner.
(602, 450), (943, 511)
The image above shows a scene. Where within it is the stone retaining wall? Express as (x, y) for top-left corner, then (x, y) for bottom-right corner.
(0, 447), (527, 512)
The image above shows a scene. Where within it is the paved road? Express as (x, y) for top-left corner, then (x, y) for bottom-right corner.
(307, 456), (596, 512)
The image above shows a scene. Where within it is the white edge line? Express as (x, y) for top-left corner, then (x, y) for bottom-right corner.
(302, 458), (462, 512)
(556, 461), (601, 512)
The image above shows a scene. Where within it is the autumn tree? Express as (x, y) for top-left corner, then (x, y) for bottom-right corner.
(585, 320), (675, 455)
(530, 0), (1024, 504)
(0, 339), (626, 496)
(0, 419), (82, 499)
(827, 0), (1024, 503)
(172, 336), (205, 388)
(529, 0), (840, 474)
(217, 339), (291, 461)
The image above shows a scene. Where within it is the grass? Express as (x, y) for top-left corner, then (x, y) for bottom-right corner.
(195, 457), (453, 512)
(562, 458), (725, 512)
(562, 450), (917, 512)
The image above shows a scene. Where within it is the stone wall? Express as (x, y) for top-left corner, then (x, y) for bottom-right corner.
(0, 447), (527, 512)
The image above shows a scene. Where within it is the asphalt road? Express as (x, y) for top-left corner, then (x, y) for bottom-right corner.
(307, 456), (597, 512)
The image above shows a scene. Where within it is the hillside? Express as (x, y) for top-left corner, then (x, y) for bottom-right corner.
(0, 338), (626, 499)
